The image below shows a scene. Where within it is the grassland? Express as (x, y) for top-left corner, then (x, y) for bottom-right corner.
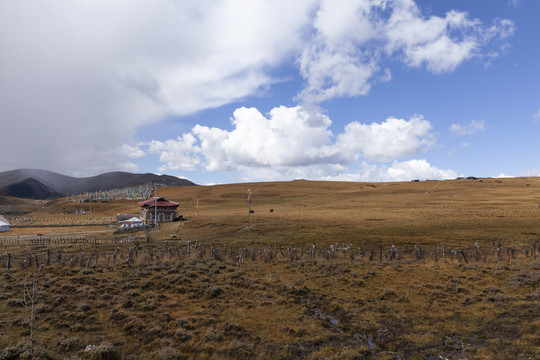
(1, 178), (539, 359)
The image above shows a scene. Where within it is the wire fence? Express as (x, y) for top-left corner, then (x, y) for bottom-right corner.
(1, 239), (538, 271)
(0, 235), (145, 247)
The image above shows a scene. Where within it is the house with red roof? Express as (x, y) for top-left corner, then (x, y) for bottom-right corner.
(138, 197), (179, 224)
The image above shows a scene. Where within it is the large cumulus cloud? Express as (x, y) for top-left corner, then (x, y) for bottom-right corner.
(0, 0), (317, 173)
(147, 105), (451, 181)
(0, 0), (514, 180)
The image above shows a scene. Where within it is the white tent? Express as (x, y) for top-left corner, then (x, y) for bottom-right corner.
(0, 216), (10, 232)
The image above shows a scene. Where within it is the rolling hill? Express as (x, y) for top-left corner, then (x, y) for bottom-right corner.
(0, 168), (196, 197)
(0, 177), (63, 199)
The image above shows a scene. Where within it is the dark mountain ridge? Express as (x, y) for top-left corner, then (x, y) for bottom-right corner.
(0, 177), (63, 199)
(0, 169), (196, 198)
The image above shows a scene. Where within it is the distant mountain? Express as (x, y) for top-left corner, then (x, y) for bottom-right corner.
(0, 169), (197, 197)
(0, 178), (63, 199)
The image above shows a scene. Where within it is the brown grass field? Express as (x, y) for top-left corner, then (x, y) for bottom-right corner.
(0, 178), (539, 359)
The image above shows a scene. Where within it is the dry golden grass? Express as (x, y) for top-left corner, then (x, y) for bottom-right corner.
(1, 178), (539, 359)
(5, 177), (540, 244)
(157, 177), (540, 246)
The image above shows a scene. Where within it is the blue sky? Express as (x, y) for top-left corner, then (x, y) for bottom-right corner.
(1, 0), (539, 184)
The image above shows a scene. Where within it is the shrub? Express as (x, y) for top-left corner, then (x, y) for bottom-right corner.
(206, 286), (222, 298)
(109, 309), (128, 321)
(0, 344), (23, 360)
(505, 271), (540, 288)
(35, 303), (52, 314)
(176, 318), (190, 329)
(82, 343), (120, 360)
(525, 288), (540, 300)
(380, 289), (397, 300)
(0, 343), (50, 360)
(127, 289), (140, 297)
(149, 325), (164, 336)
(60, 336), (82, 351)
(6, 298), (23, 307)
(487, 293), (510, 303)
(174, 328), (192, 342)
(153, 347), (185, 360)
(78, 302), (91, 312)
(52, 295), (67, 306)
(123, 317), (144, 334)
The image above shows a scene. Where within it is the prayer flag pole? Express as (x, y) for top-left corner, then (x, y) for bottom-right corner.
(154, 184), (157, 227)
(247, 188), (252, 224)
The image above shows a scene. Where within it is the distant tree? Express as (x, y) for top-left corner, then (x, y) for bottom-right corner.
(22, 272), (42, 356)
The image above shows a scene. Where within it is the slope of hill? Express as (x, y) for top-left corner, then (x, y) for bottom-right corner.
(0, 177), (63, 199)
(0, 169), (196, 196)
(1, 178), (538, 360)
(11, 176), (538, 244)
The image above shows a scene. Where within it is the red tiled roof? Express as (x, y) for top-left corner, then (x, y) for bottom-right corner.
(138, 197), (179, 208)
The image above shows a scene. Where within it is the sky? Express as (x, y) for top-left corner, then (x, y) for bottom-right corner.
(1, 0), (539, 185)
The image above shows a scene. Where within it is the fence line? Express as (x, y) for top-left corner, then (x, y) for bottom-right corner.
(0, 235), (145, 247)
(1, 240), (538, 271)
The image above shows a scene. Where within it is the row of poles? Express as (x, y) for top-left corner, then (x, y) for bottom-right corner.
(2, 240), (538, 271)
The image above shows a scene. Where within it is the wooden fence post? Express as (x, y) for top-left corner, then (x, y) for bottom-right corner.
(85, 252), (94, 270)
(126, 247), (133, 267)
(112, 247), (119, 265)
(459, 250), (468, 264)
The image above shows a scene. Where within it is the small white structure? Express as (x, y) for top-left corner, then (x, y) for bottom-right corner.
(0, 216), (10, 232)
(120, 216), (144, 229)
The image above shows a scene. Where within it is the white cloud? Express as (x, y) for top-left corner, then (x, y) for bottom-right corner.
(518, 169), (540, 177)
(153, 106), (338, 172)
(322, 159), (457, 182)
(64, 148), (141, 177)
(296, 0), (514, 103)
(148, 133), (201, 172)
(0, 0), (318, 175)
(236, 164), (347, 182)
(147, 105), (437, 181)
(233, 159), (457, 183)
(534, 108), (540, 122)
(0, 0), (514, 176)
(336, 115), (433, 162)
(450, 120), (485, 136)
(296, 0), (384, 103)
(120, 162), (141, 174)
(297, 46), (379, 103)
(120, 144), (146, 159)
(385, 6), (480, 73)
